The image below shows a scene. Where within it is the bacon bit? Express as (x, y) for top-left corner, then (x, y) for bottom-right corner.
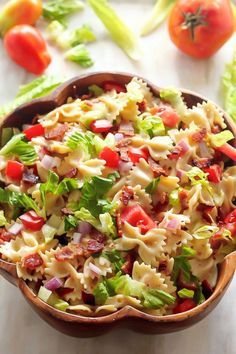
(191, 128), (207, 143)
(120, 186), (134, 206)
(210, 231), (228, 251)
(0, 229), (15, 244)
(82, 291), (95, 305)
(87, 239), (104, 254)
(55, 247), (74, 262)
(160, 192), (168, 205)
(45, 124), (68, 141)
(61, 208), (74, 216)
(148, 157), (168, 177)
(116, 212), (123, 238)
(119, 147), (130, 162)
(192, 158), (212, 169)
(73, 244), (84, 257)
(80, 93), (92, 101)
(121, 253), (135, 276)
(158, 260), (168, 273)
(116, 138), (132, 148)
(197, 204), (215, 223)
(118, 121), (135, 137)
(211, 125), (221, 134)
(178, 269), (197, 291)
(64, 168), (77, 178)
(179, 189), (189, 211)
(22, 168), (39, 185)
(91, 230), (106, 244)
(22, 253), (43, 271)
(56, 287), (74, 298)
(202, 279), (214, 298)
(138, 99), (147, 113)
(168, 145), (183, 160)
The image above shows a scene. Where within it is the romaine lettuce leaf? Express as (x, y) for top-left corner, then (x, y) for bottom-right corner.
(0, 188), (40, 214)
(160, 88), (186, 116)
(65, 44), (94, 68)
(193, 225), (219, 240)
(43, 0), (84, 22)
(209, 130), (234, 148)
(137, 115), (165, 138)
(99, 212), (117, 238)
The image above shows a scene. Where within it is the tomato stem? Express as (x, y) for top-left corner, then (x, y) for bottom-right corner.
(182, 6), (207, 41)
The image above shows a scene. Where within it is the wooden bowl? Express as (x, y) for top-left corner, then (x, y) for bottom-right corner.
(0, 72), (235, 337)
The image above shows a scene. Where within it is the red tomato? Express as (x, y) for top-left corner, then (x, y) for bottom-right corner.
(128, 147), (149, 164)
(173, 299), (196, 314)
(204, 164), (222, 183)
(6, 160), (24, 181)
(157, 107), (180, 127)
(23, 124), (44, 140)
(99, 147), (119, 169)
(224, 209), (236, 224)
(90, 119), (113, 133)
(102, 81), (126, 93)
(19, 210), (45, 231)
(168, 0), (235, 59)
(121, 204), (156, 234)
(4, 25), (51, 75)
(216, 143), (236, 162)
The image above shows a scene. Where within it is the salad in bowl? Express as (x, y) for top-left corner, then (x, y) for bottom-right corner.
(0, 76), (235, 318)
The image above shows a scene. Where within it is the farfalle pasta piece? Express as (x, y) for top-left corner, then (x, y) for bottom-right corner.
(132, 261), (167, 291)
(189, 257), (218, 288)
(128, 158), (154, 189)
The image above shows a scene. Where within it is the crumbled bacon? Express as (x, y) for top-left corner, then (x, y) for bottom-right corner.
(116, 138), (132, 148)
(121, 253), (135, 276)
(118, 121), (135, 137)
(178, 269), (197, 291)
(87, 239), (104, 254)
(116, 212), (123, 238)
(191, 128), (207, 143)
(197, 204), (215, 223)
(56, 287), (74, 298)
(179, 189), (189, 211)
(210, 231), (228, 251)
(148, 157), (168, 177)
(82, 291), (95, 305)
(138, 99), (147, 113)
(211, 125), (221, 134)
(91, 230), (106, 244)
(64, 168), (77, 178)
(158, 260), (168, 273)
(55, 247), (74, 262)
(73, 244), (84, 257)
(119, 147), (130, 162)
(193, 158), (212, 169)
(61, 208), (74, 216)
(120, 186), (134, 206)
(80, 93), (92, 101)
(0, 229), (15, 244)
(22, 253), (43, 271)
(45, 124), (68, 141)
(168, 145), (183, 160)
(160, 192), (168, 205)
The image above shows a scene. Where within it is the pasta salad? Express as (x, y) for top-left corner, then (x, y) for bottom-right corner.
(0, 78), (235, 316)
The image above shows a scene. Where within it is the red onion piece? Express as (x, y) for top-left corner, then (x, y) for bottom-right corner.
(178, 140), (189, 154)
(72, 232), (82, 244)
(118, 161), (133, 173)
(8, 222), (23, 235)
(44, 277), (63, 291)
(41, 155), (59, 170)
(166, 219), (181, 231)
(78, 221), (92, 235)
(88, 262), (102, 276)
(114, 133), (124, 141)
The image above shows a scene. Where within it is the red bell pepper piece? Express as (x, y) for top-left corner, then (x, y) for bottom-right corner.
(121, 204), (156, 234)
(99, 147), (119, 169)
(19, 210), (45, 231)
(6, 160), (24, 181)
(204, 164), (222, 183)
(128, 147), (149, 164)
(216, 143), (236, 162)
(173, 299), (196, 314)
(102, 81), (126, 93)
(90, 119), (113, 133)
(23, 123), (45, 140)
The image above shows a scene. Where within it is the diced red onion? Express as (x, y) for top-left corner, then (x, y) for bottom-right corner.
(119, 161), (133, 173)
(178, 140), (189, 154)
(166, 219), (181, 231)
(72, 232), (82, 244)
(78, 221), (92, 235)
(41, 155), (58, 170)
(44, 277), (63, 291)
(114, 133), (124, 141)
(88, 262), (102, 276)
(8, 222), (23, 235)
(22, 124), (33, 131)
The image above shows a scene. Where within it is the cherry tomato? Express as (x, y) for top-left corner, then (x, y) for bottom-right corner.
(204, 164), (222, 183)
(102, 81), (126, 93)
(99, 147), (119, 169)
(121, 204), (156, 234)
(90, 119), (113, 133)
(4, 25), (51, 75)
(216, 143), (236, 162)
(168, 0), (235, 59)
(19, 210), (45, 231)
(173, 299), (196, 314)
(23, 123), (44, 140)
(157, 107), (180, 128)
(6, 160), (24, 181)
(128, 147), (149, 164)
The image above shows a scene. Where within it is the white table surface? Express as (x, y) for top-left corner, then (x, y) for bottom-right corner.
(0, 1), (235, 353)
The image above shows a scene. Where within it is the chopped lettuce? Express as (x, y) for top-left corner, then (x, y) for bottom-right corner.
(42, 224), (57, 243)
(93, 282), (109, 305)
(141, 0), (176, 36)
(169, 189), (180, 207)
(145, 178), (160, 194)
(64, 215), (78, 232)
(68, 25), (96, 46)
(99, 212), (117, 238)
(66, 131), (95, 156)
(178, 288), (195, 299)
(65, 44), (94, 68)
(88, 0), (141, 60)
(222, 47), (236, 123)
(193, 225), (219, 240)
(137, 115), (165, 138)
(40, 171), (59, 211)
(93, 133), (116, 154)
(38, 286), (52, 303)
(0, 75), (64, 119)
(186, 167), (210, 190)
(56, 178), (79, 195)
(0, 188), (40, 214)
(38, 286), (69, 311)
(43, 0), (84, 22)
(102, 250), (125, 272)
(75, 207), (101, 229)
(209, 130), (234, 148)
(0, 210), (6, 226)
(160, 88), (186, 116)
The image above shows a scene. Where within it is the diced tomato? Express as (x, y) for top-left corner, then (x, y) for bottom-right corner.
(157, 107), (180, 128)
(19, 210), (45, 231)
(216, 143), (236, 162)
(90, 119), (113, 133)
(22, 253), (43, 271)
(204, 164), (222, 184)
(128, 147), (149, 164)
(224, 209), (236, 224)
(23, 124), (44, 140)
(99, 147), (119, 168)
(121, 204), (156, 234)
(173, 299), (196, 314)
(6, 160), (24, 181)
(102, 81), (126, 93)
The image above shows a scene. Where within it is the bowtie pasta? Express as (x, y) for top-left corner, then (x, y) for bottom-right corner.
(0, 78), (235, 316)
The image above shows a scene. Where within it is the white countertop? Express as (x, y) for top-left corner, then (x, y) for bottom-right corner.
(0, 1), (235, 353)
